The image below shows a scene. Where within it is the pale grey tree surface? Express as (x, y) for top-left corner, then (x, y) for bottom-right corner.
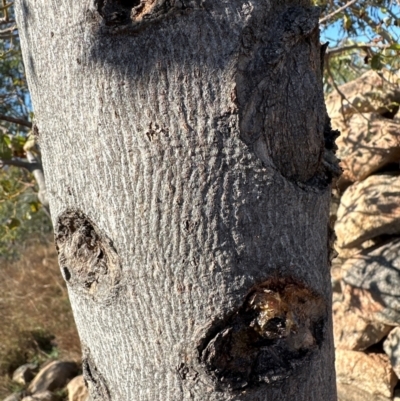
(15, 0), (339, 399)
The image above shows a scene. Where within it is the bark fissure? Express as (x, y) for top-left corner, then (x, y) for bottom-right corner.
(83, 346), (112, 401)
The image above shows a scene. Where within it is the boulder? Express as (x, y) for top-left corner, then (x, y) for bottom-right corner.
(384, 327), (400, 379)
(335, 174), (400, 249)
(326, 70), (400, 120)
(333, 300), (391, 351)
(28, 361), (78, 395)
(335, 350), (397, 399)
(21, 392), (56, 401)
(334, 239), (377, 261)
(331, 259), (342, 293)
(342, 239), (400, 325)
(335, 113), (400, 182)
(67, 375), (89, 401)
(3, 393), (23, 401)
(12, 364), (38, 386)
(337, 383), (391, 401)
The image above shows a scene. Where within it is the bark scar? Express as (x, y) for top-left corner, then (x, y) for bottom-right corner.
(237, 6), (334, 186)
(55, 209), (122, 303)
(197, 277), (326, 390)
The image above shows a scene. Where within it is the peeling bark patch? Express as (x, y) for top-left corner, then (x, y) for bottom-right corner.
(198, 277), (326, 390)
(82, 347), (111, 401)
(55, 210), (121, 303)
(237, 6), (326, 184)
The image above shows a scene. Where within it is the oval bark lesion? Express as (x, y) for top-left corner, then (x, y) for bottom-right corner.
(198, 277), (327, 390)
(55, 209), (122, 303)
(237, 5), (341, 187)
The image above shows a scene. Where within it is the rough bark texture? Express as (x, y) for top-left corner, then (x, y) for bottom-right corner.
(16, 0), (338, 400)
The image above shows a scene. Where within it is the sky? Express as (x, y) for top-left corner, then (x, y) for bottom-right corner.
(320, 5), (400, 47)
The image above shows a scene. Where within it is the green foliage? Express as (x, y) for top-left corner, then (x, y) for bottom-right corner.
(0, 166), (51, 259)
(0, 2), (52, 254)
(317, 0), (400, 91)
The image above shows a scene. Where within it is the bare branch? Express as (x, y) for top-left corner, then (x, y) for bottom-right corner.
(0, 18), (15, 23)
(0, 24), (16, 34)
(0, 2), (13, 12)
(0, 158), (40, 172)
(319, 0), (357, 24)
(327, 43), (391, 56)
(0, 114), (32, 128)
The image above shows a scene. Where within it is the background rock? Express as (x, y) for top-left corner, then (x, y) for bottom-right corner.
(384, 327), (400, 379)
(21, 392), (56, 401)
(12, 364), (38, 386)
(27, 361), (78, 395)
(3, 393), (23, 401)
(333, 300), (391, 350)
(326, 70), (400, 120)
(336, 174), (400, 249)
(337, 383), (391, 401)
(342, 239), (400, 325)
(335, 113), (400, 182)
(67, 375), (88, 401)
(335, 350), (397, 399)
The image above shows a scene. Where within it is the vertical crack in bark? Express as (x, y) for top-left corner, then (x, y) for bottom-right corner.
(82, 346), (112, 401)
(198, 277), (326, 390)
(55, 209), (122, 303)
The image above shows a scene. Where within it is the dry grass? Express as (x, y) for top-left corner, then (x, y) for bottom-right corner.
(0, 238), (81, 398)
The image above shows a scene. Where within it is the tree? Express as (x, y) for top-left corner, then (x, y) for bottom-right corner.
(15, 0), (341, 399)
(3, 0), (399, 232)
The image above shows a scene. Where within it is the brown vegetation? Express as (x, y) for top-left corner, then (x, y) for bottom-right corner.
(0, 238), (80, 399)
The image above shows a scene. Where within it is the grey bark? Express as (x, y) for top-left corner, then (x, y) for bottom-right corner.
(15, 0), (339, 400)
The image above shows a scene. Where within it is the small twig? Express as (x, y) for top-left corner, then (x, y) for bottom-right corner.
(0, 114), (32, 128)
(351, 5), (393, 43)
(319, 0), (357, 24)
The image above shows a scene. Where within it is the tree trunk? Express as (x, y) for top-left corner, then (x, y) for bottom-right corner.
(15, 0), (339, 399)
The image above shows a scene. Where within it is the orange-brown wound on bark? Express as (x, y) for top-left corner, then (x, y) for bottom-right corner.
(55, 210), (121, 303)
(97, 0), (170, 26)
(199, 277), (326, 390)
